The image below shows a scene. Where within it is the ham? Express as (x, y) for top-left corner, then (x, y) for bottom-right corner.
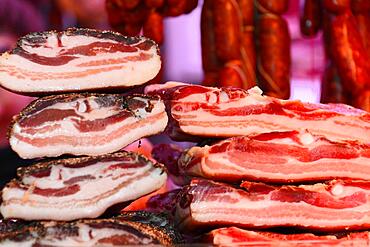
(207, 227), (370, 246)
(0, 212), (181, 246)
(146, 82), (370, 143)
(176, 179), (370, 231)
(0, 28), (161, 95)
(0, 151), (167, 221)
(179, 130), (370, 183)
(9, 93), (168, 159)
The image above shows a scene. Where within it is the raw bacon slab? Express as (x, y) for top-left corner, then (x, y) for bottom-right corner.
(0, 212), (181, 246)
(0, 28), (160, 95)
(207, 227), (370, 246)
(176, 179), (370, 231)
(0, 151), (167, 221)
(179, 130), (370, 183)
(146, 82), (370, 142)
(9, 93), (168, 159)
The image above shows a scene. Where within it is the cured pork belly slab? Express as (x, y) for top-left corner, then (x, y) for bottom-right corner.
(180, 130), (370, 183)
(176, 179), (370, 231)
(0, 28), (160, 95)
(9, 93), (168, 159)
(0, 151), (167, 221)
(207, 227), (370, 246)
(0, 212), (181, 246)
(146, 82), (370, 142)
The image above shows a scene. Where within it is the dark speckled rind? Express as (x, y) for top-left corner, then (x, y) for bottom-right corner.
(13, 150), (165, 182)
(11, 28), (158, 58)
(117, 211), (184, 245)
(0, 214), (179, 245)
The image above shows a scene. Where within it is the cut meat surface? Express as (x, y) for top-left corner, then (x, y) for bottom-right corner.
(0, 28), (161, 95)
(9, 93), (168, 159)
(180, 130), (370, 183)
(176, 179), (370, 231)
(207, 227), (370, 246)
(0, 151), (167, 221)
(146, 82), (370, 142)
(0, 212), (181, 246)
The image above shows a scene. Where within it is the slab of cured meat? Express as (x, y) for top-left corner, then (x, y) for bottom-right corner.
(176, 179), (370, 231)
(0, 212), (181, 246)
(179, 130), (370, 183)
(206, 227), (370, 246)
(0, 151), (167, 221)
(8, 93), (168, 159)
(146, 82), (370, 143)
(0, 28), (161, 95)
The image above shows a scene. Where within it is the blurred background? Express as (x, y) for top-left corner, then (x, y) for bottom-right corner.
(0, 0), (368, 184)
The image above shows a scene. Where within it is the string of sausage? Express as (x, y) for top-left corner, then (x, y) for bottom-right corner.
(106, 0), (199, 85)
(255, 0), (291, 99)
(301, 0), (370, 111)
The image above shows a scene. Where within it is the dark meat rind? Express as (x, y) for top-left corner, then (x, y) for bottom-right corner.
(0, 215), (179, 245)
(15, 150), (165, 178)
(118, 211), (184, 245)
(13, 28), (158, 53)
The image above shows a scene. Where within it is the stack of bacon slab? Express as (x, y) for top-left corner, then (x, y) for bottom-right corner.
(146, 81), (370, 245)
(0, 28), (176, 245)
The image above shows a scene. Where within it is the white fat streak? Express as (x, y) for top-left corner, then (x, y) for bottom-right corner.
(201, 152), (370, 181)
(175, 87), (267, 105)
(193, 205), (370, 228)
(10, 101), (167, 159)
(0, 239), (35, 247)
(299, 131), (316, 145)
(178, 112), (370, 143)
(191, 185), (370, 227)
(254, 130), (318, 146)
(144, 81), (188, 94)
(331, 184), (344, 196)
(1, 166), (167, 221)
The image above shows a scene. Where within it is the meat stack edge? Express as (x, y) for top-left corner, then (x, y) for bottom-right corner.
(0, 28), (181, 246)
(146, 81), (370, 245)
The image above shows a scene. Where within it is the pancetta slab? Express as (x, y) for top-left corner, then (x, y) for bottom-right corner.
(0, 28), (161, 95)
(179, 130), (370, 183)
(9, 93), (168, 159)
(207, 227), (370, 246)
(146, 82), (370, 142)
(1, 151), (167, 221)
(0, 212), (181, 246)
(176, 179), (370, 231)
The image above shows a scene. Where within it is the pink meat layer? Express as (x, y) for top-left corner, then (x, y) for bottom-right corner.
(180, 130), (370, 183)
(146, 82), (370, 143)
(177, 179), (370, 231)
